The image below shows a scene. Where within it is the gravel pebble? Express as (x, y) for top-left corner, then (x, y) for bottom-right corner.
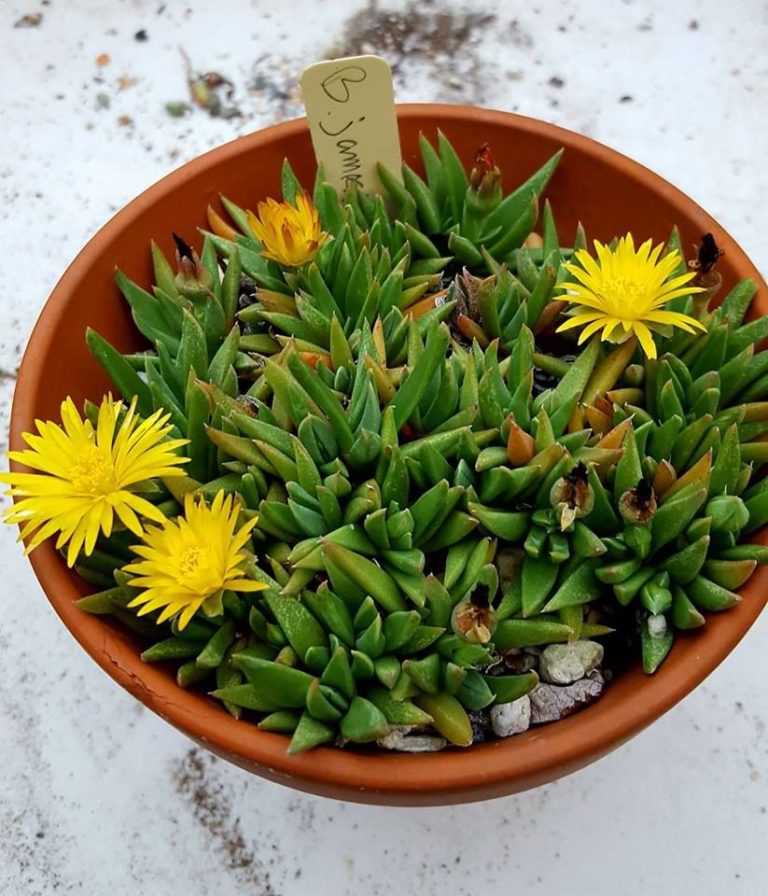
(539, 640), (604, 685)
(529, 672), (605, 724)
(377, 728), (447, 752)
(490, 696), (531, 737)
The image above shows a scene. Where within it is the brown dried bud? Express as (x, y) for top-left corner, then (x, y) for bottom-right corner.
(550, 463), (594, 530)
(692, 233), (724, 276)
(453, 269), (485, 320)
(688, 233), (724, 313)
(618, 478), (658, 523)
(451, 587), (496, 644)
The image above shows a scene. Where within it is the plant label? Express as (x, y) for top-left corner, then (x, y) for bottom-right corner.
(300, 55), (403, 196)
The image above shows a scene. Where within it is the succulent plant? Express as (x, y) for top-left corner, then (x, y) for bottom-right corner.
(10, 131), (768, 753)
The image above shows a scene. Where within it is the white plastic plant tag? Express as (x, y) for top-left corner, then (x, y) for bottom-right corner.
(300, 55), (403, 196)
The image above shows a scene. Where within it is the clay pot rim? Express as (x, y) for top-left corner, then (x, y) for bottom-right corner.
(11, 104), (768, 804)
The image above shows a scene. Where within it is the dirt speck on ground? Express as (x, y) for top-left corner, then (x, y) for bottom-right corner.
(173, 748), (279, 893)
(329, 0), (508, 103)
(14, 13), (43, 29)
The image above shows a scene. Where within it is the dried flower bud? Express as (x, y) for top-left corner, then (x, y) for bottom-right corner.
(173, 233), (213, 299)
(688, 233), (723, 313)
(451, 586), (496, 644)
(452, 269), (485, 321)
(619, 478), (657, 524)
(691, 233), (724, 276)
(550, 463), (594, 531)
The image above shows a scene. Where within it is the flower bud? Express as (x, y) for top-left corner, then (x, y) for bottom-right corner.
(623, 364), (645, 387)
(469, 143), (502, 206)
(173, 233), (213, 300)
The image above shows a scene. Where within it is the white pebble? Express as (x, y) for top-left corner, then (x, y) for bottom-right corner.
(539, 640), (604, 685)
(377, 727), (447, 752)
(529, 672), (605, 724)
(490, 696), (531, 737)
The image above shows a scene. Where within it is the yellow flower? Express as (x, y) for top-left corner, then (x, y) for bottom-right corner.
(247, 192), (328, 267)
(556, 234), (706, 359)
(2, 395), (188, 567)
(124, 491), (266, 630)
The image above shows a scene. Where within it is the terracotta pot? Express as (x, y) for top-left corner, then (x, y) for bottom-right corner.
(11, 104), (768, 805)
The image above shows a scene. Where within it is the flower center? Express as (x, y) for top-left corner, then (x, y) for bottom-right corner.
(178, 545), (220, 595)
(71, 445), (117, 494)
(599, 279), (650, 318)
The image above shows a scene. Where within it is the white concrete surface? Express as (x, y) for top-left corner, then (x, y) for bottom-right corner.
(1, 1), (766, 894)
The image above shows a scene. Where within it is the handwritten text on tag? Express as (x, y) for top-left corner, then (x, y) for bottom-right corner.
(300, 55), (402, 196)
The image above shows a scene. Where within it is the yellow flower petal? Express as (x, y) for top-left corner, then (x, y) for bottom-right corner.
(643, 310), (707, 333)
(556, 311), (607, 333)
(125, 492), (261, 631)
(555, 232), (707, 356)
(2, 395), (190, 566)
(247, 193), (328, 267)
(632, 321), (658, 359)
(577, 319), (611, 344)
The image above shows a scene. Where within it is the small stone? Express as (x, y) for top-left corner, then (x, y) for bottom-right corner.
(647, 614), (667, 637)
(490, 696), (531, 737)
(529, 672), (605, 724)
(117, 75), (138, 91)
(14, 13), (43, 28)
(539, 640), (604, 685)
(377, 727), (447, 752)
